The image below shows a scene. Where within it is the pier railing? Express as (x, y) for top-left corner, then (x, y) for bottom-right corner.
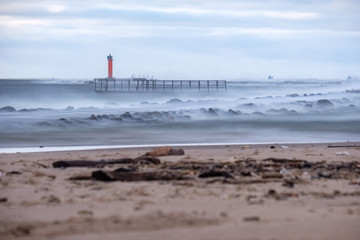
(94, 78), (227, 92)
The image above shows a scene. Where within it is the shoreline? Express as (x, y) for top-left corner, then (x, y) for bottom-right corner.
(0, 140), (359, 154)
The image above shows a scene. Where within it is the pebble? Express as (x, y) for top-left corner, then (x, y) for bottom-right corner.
(243, 216), (260, 222)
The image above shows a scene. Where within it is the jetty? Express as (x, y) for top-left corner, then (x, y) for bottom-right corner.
(94, 54), (226, 93)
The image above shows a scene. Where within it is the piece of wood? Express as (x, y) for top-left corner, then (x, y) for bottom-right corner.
(91, 170), (188, 182)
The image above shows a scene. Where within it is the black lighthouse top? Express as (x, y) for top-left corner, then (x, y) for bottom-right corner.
(107, 54), (112, 60)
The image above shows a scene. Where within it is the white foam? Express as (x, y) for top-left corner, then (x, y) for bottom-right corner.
(0, 140), (350, 154)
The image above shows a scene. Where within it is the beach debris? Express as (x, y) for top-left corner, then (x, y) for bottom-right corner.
(328, 145), (359, 148)
(68, 175), (92, 181)
(317, 171), (333, 179)
(114, 167), (137, 172)
(53, 159), (129, 168)
(336, 151), (350, 156)
(10, 225), (33, 236)
(243, 216), (260, 222)
(7, 170), (22, 175)
(261, 172), (283, 179)
(53, 157), (161, 168)
(282, 179), (295, 188)
(58, 155), (359, 185)
(91, 170), (188, 182)
(242, 145), (251, 150)
(198, 171), (234, 179)
(281, 145), (289, 149)
(46, 195), (61, 204)
(268, 189), (277, 195)
(134, 156), (161, 164)
(0, 197), (8, 202)
(145, 146), (171, 157)
(78, 210), (93, 216)
(145, 146), (185, 157)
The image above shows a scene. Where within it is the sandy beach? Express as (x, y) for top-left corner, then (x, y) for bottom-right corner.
(1, 142), (360, 240)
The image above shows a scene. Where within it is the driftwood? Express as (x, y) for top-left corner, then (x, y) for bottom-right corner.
(53, 157), (160, 168)
(198, 171), (234, 179)
(58, 152), (360, 184)
(262, 158), (313, 168)
(327, 145), (358, 148)
(91, 170), (188, 182)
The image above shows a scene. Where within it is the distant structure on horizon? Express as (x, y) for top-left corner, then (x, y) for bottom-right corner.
(94, 54), (227, 93)
(347, 75), (359, 81)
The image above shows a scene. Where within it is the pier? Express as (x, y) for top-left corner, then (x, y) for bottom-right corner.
(94, 78), (227, 92)
(94, 54), (226, 93)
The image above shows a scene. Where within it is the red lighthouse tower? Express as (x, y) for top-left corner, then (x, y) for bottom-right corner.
(107, 54), (113, 78)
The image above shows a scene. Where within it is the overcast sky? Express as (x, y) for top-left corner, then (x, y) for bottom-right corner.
(0, 0), (359, 80)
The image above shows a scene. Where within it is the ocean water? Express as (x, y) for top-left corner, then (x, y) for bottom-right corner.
(0, 78), (359, 151)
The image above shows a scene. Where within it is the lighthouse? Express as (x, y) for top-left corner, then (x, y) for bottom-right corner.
(107, 54), (113, 78)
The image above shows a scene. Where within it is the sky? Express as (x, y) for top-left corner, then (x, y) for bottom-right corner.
(0, 0), (359, 80)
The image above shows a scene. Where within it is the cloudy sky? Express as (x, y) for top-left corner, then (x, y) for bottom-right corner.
(0, 0), (359, 80)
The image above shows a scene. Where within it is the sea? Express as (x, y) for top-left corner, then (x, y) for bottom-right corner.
(0, 78), (359, 153)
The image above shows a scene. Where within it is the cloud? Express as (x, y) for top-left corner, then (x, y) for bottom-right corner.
(208, 27), (360, 39)
(0, 0), (359, 79)
(0, 2), (67, 14)
(46, 4), (67, 13)
(97, 4), (319, 20)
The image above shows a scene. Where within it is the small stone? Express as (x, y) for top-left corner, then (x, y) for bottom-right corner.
(268, 189), (277, 195)
(282, 179), (295, 188)
(243, 216), (260, 222)
(78, 210), (93, 216)
(47, 195), (61, 204)
(12, 225), (32, 236)
(220, 212), (228, 218)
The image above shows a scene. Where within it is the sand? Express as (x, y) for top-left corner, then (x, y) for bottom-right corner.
(0, 142), (360, 240)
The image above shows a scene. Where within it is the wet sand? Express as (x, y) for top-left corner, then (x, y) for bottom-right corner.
(0, 142), (360, 240)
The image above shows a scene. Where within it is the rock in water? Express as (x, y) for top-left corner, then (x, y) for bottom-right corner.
(317, 99), (334, 107)
(0, 106), (16, 112)
(166, 98), (183, 104)
(208, 108), (218, 116)
(120, 112), (133, 119)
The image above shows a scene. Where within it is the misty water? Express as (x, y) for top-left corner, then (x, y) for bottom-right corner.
(0, 79), (359, 150)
